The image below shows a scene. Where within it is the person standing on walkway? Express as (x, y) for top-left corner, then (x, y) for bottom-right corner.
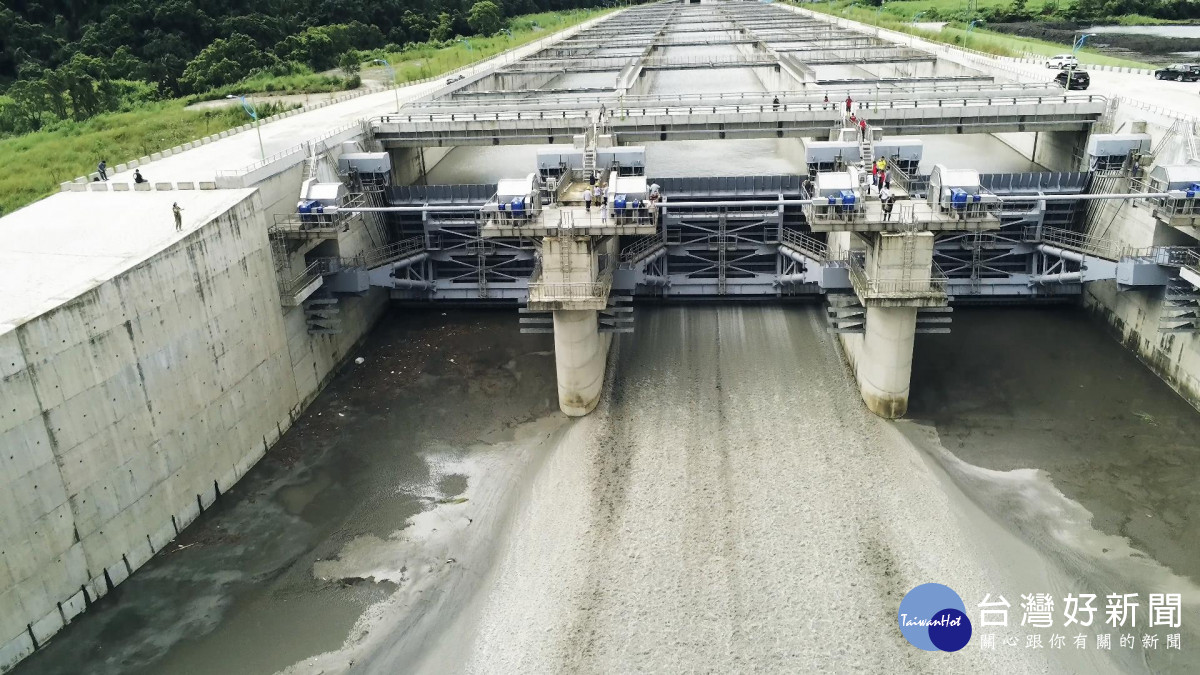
(98, 160), (108, 181)
(823, 94), (830, 110)
(601, 192), (609, 224)
(845, 95), (853, 112)
(772, 96), (780, 111)
(881, 192), (895, 223)
(583, 186), (592, 214)
(173, 202), (183, 231)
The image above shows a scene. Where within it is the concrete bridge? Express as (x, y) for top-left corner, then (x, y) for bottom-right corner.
(372, 93), (1104, 146)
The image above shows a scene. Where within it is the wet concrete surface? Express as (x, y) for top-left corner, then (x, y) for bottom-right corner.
(457, 305), (1074, 673)
(909, 306), (1200, 586)
(12, 309), (559, 675)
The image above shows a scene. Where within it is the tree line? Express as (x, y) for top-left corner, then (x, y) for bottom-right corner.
(861, 0), (1200, 23)
(0, 0), (612, 136)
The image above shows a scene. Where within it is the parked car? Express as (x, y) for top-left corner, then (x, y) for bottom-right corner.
(1046, 54), (1079, 69)
(1153, 64), (1200, 81)
(1054, 69), (1090, 90)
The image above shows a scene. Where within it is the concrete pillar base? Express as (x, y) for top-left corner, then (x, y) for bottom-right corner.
(552, 309), (610, 416)
(857, 305), (917, 419)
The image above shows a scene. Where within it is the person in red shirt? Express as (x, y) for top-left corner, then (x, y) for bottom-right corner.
(859, 118), (867, 138)
(845, 95), (853, 112)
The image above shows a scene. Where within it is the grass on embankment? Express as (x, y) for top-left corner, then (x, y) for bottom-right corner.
(799, 1), (1157, 69)
(0, 101), (292, 216)
(186, 71), (361, 104)
(365, 9), (611, 85)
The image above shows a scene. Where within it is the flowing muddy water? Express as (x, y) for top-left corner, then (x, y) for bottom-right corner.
(12, 311), (565, 675)
(15, 23), (1198, 674)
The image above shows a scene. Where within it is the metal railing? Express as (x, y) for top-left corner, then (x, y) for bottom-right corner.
(528, 248), (616, 302)
(376, 94), (1104, 126)
(1122, 246), (1199, 267)
(888, 164), (928, 197)
(917, 197), (1003, 224)
(808, 200), (866, 224)
(848, 251), (947, 298)
(401, 81), (1056, 113)
(346, 236), (426, 270)
(1026, 226), (1124, 261)
(780, 228), (829, 262)
(1183, 249), (1200, 276)
(279, 258), (333, 297)
(620, 234), (665, 265)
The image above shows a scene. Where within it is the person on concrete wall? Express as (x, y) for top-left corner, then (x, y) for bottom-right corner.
(134, 169), (146, 184)
(98, 160), (108, 181)
(173, 202), (183, 231)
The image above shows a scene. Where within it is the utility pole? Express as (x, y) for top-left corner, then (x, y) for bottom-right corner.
(373, 59), (400, 112)
(239, 96), (265, 161)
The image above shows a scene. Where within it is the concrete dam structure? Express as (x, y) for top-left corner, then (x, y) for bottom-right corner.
(3, 1), (1200, 672)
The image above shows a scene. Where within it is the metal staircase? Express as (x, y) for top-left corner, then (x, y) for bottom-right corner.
(858, 126), (874, 193)
(826, 293), (865, 334)
(1159, 276), (1200, 334)
(582, 120), (597, 177)
(599, 295), (635, 334)
(620, 234), (666, 269)
(304, 292), (341, 335)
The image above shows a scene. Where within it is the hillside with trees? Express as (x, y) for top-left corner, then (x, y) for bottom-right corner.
(0, 0), (615, 136)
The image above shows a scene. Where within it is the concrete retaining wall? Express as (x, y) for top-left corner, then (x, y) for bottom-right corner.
(1082, 185), (1200, 412)
(0, 189), (388, 671)
(0, 193), (296, 669)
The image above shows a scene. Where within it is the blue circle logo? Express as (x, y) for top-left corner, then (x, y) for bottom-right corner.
(898, 583), (973, 652)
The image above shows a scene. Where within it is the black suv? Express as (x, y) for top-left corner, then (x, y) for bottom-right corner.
(1054, 69), (1090, 90)
(1154, 64), (1200, 81)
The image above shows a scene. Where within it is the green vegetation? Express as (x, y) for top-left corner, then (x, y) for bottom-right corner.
(0, 100), (292, 216)
(0, 0), (626, 137)
(185, 67), (359, 104)
(363, 9), (609, 85)
(825, 0), (1200, 23)
(1, 6), (606, 215)
(802, 1), (1157, 67)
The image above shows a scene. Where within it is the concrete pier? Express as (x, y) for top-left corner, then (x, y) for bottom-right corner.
(552, 309), (610, 416)
(842, 231), (940, 419)
(858, 305), (918, 418)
